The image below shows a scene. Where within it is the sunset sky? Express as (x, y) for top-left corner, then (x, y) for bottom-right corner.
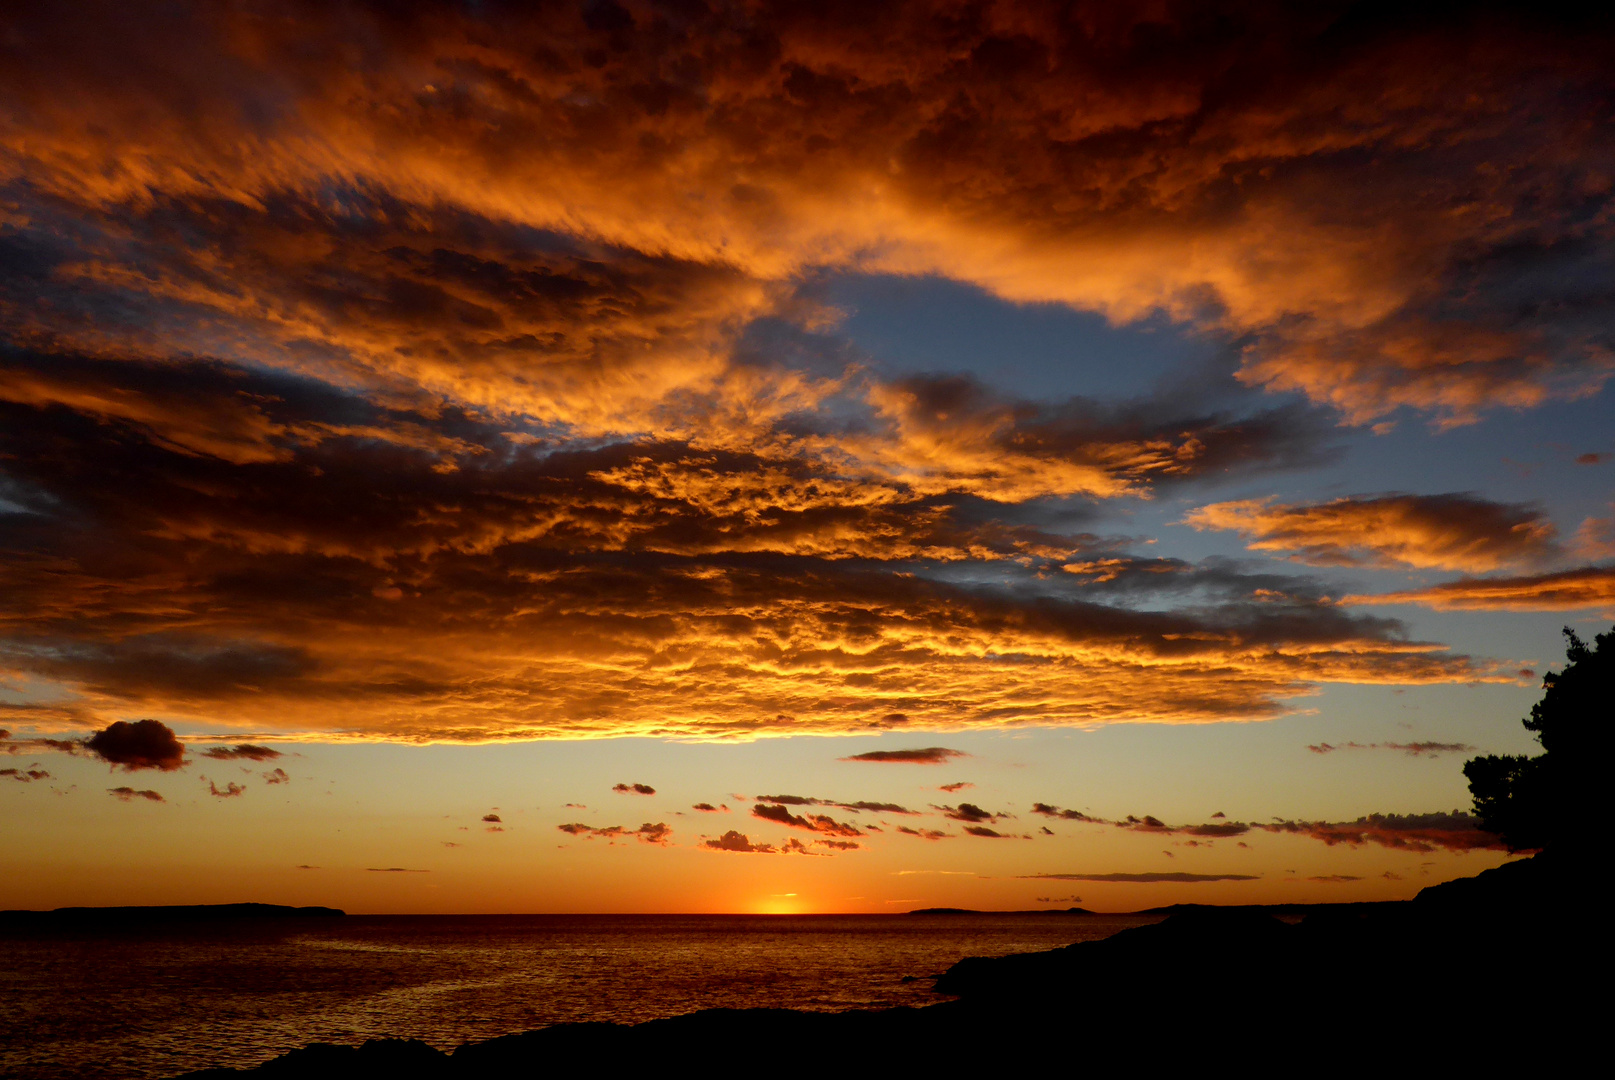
(2, 1), (1611, 914)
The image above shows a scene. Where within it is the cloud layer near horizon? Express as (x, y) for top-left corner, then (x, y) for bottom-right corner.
(2, 1), (1606, 742)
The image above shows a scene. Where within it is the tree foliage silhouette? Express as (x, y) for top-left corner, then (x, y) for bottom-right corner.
(1464, 625), (1611, 851)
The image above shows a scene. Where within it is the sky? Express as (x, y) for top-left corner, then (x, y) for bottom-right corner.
(1, 0), (1611, 914)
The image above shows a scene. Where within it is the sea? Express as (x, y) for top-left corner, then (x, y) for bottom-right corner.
(0, 913), (1156, 1079)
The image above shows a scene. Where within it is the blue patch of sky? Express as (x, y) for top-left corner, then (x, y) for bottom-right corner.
(818, 272), (1221, 403)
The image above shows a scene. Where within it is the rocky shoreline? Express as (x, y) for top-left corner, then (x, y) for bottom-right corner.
(177, 855), (1580, 1075)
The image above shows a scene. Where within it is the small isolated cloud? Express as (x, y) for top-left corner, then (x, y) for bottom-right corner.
(1183, 494), (1557, 572)
(896, 826), (952, 841)
(1344, 566), (1615, 611)
(556, 821), (669, 844)
(296, 864), (320, 870)
(702, 830), (775, 854)
(199, 744), (282, 761)
(263, 768), (289, 784)
(1021, 872), (1260, 883)
(108, 786), (164, 802)
(613, 782), (656, 795)
(635, 822), (672, 846)
(692, 802), (724, 812)
(1576, 452), (1608, 465)
(1, 766), (50, 782)
(1028, 807), (1250, 838)
(963, 825), (1016, 838)
(755, 793), (916, 815)
(751, 802), (862, 837)
(367, 867), (429, 873)
(482, 813), (502, 823)
(816, 839), (860, 851)
(941, 803), (1008, 823)
(558, 822), (614, 837)
(1309, 875), (1363, 883)
(1257, 811), (1503, 853)
(841, 747), (964, 765)
(206, 780), (245, 798)
(1031, 803), (1103, 822)
(1307, 741), (1474, 757)
(1573, 512), (1615, 560)
(86, 720), (186, 771)
(939, 782), (973, 793)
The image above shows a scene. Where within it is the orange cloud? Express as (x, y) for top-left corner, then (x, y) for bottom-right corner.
(2, 2), (1610, 433)
(0, 351), (1506, 743)
(557, 822), (671, 845)
(1344, 566), (1615, 611)
(1184, 495), (1557, 571)
(4, 4), (1588, 747)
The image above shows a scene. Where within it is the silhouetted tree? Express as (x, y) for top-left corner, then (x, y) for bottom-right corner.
(1464, 625), (1611, 851)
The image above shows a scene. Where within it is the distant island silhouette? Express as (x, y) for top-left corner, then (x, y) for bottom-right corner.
(905, 906), (1096, 915)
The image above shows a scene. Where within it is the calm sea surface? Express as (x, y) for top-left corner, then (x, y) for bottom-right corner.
(1, 913), (1157, 1079)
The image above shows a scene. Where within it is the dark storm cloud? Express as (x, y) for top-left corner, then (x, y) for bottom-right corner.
(2, 1), (1609, 425)
(84, 720), (185, 772)
(107, 786), (163, 802)
(842, 748), (965, 765)
(198, 744), (283, 761)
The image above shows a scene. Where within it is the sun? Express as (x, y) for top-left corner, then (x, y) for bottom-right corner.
(753, 893), (805, 915)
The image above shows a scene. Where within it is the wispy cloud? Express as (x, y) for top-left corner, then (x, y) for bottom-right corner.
(1021, 872), (1260, 883)
(1184, 494), (1558, 572)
